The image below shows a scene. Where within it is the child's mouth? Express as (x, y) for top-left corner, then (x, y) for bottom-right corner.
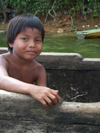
(27, 51), (36, 54)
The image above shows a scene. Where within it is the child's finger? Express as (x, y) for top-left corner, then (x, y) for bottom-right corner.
(40, 99), (48, 109)
(55, 90), (59, 93)
(48, 93), (58, 106)
(44, 96), (53, 107)
(50, 89), (60, 102)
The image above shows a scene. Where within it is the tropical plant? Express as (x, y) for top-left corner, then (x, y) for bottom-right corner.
(0, 0), (100, 21)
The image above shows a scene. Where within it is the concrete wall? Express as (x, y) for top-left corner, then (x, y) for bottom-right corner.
(0, 47), (100, 133)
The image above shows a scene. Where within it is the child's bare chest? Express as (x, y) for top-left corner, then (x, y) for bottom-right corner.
(8, 65), (38, 84)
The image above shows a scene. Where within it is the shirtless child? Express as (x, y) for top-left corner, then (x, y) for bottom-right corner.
(0, 14), (60, 108)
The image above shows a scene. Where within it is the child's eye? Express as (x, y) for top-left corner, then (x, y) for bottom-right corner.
(36, 39), (41, 42)
(22, 37), (27, 41)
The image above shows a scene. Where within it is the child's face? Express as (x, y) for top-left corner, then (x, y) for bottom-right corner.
(9, 27), (42, 60)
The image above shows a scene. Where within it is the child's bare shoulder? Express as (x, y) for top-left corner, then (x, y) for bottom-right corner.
(0, 53), (12, 73)
(0, 52), (11, 58)
(32, 60), (45, 72)
(29, 60), (46, 83)
(0, 52), (11, 64)
(0, 52), (12, 61)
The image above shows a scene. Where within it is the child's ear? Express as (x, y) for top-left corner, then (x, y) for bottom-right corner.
(9, 43), (13, 48)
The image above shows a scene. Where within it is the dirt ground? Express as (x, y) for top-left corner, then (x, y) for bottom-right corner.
(0, 14), (100, 34)
(43, 14), (100, 34)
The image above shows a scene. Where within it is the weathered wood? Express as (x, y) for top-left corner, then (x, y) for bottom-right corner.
(35, 52), (100, 70)
(0, 90), (100, 133)
(75, 29), (100, 39)
(1, 48), (100, 70)
(0, 49), (100, 132)
(0, 47), (8, 54)
(0, 49), (100, 102)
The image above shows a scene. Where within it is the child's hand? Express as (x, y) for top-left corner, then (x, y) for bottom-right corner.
(29, 86), (60, 108)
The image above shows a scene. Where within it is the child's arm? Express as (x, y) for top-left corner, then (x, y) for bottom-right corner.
(35, 65), (60, 108)
(0, 57), (60, 108)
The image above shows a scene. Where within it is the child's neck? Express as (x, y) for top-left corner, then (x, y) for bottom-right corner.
(10, 53), (33, 68)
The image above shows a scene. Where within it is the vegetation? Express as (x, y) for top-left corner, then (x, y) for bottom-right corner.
(0, 0), (100, 21)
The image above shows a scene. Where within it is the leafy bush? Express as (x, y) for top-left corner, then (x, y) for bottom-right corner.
(2, 0), (100, 19)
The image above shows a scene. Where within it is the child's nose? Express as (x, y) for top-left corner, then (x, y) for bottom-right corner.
(29, 41), (35, 47)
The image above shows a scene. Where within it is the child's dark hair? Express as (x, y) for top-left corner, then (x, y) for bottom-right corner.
(6, 14), (45, 52)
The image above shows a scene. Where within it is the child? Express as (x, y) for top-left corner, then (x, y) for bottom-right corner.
(0, 14), (60, 108)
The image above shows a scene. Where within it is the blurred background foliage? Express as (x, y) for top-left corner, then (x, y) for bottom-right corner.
(0, 0), (100, 20)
